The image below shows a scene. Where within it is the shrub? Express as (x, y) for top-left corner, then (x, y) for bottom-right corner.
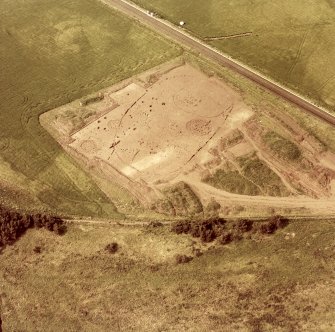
(192, 248), (203, 257)
(33, 246), (42, 254)
(259, 221), (277, 234)
(220, 232), (233, 245)
(105, 242), (118, 254)
(270, 215), (289, 228)
(234, 219), (253, 232)
(198, 218), (225, 242)
(172, 215), (289, 244)
(190, 223), (201, 238)
(171, 220), (191, 234)
(53, 221), (67, 235)
(0, 205), (66, 248)
(200, 228), (216, 243)
(259, 215), (289, 234)
(175, 254), (193, 264)
(171, 218), (226, 242)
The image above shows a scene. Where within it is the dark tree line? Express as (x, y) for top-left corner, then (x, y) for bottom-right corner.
(0, 206), (66, 248)
(171, 217), (228, 243)
(171, 215), (289, 244)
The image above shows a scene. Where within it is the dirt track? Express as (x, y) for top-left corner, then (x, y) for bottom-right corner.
(67, 215), (335, 227)
(101, 0), (335, 127)
(185, 178), (335, 216)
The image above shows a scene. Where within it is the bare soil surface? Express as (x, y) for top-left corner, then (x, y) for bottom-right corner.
(41, 61), (335, 217)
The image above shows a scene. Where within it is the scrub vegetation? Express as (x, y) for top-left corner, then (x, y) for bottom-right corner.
(1, 218), (334, 331)
(152, 182), (204, 217)
(263, 131), (302, 161)
(203, 155), (289, 197)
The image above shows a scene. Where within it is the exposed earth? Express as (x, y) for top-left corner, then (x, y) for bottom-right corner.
(41, 61), (335, 217)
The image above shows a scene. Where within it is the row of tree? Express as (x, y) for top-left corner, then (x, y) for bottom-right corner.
(0, 206), (66, 248)
(171, 215), (289, 244)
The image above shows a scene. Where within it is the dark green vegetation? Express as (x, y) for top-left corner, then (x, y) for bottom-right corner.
(1, 218), (334, 331)
(171, 215), (289, 243)
(152, 181), (203, 216)
(264, 131), (302, 161)
(0, 206), (65, 248)
(204, 155), (289, 196)
(0, 0), (181, 216)
(131, 0), (335, 110)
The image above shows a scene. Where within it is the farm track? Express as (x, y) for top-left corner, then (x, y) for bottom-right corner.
(67, 214), (335, 227)
(101, 0), (335, 127)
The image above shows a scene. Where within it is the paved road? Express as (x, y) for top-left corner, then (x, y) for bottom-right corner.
(102, 0), (335, 126)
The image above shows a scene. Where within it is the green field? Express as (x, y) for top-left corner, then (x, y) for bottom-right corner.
(1, 218), (334, 331)
(0, 0), (181, 216)
(131, 0), (335, 110)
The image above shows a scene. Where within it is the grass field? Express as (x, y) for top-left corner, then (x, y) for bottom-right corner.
(131, 0), (335, 111)
(1, 218), (334, 331)
(0, 0), (181, 216)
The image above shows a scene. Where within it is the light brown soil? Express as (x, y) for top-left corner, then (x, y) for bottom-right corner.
(41, 61), (335, 216)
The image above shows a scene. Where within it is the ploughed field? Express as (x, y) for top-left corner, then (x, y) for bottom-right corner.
(42, 61), (335, 217)
(0, 0), (181, 216)
(131, 0), (335, 112)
